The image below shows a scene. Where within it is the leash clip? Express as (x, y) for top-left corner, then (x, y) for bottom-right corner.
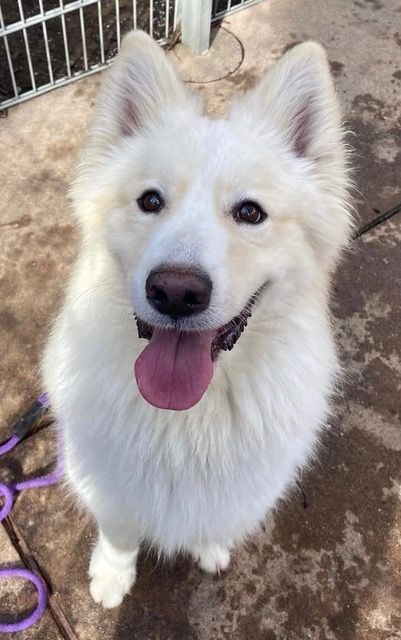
(12, 398), (48, 440)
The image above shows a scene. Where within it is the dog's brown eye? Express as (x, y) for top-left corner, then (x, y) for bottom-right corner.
(137, 190), (164, 214)
(234, 201), (267, 225)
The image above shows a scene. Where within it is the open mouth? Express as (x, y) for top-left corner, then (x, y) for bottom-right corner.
(134, 284), (266, 411)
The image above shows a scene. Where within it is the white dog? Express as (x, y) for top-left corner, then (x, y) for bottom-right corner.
(42, 31), (352, 608)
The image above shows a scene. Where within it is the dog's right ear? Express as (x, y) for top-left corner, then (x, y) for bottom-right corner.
(89, 31), (190, 148)
(234, 42), (344, 168)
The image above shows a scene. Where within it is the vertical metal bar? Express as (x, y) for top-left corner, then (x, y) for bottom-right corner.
(181, 0), (213, 53)
(227, 0), (232, 10)
(59, 0), (71, 77)
(165, 0), (170, 38)
(0, 4), (19, 98)
(97, 1), (105, 64)
(133, 0), (137, 30)
(79, 6), (88, 70)
(115, 0), (121, 50)
(173, 0), (179, 30)
(38, 0), (54, 84)
(17, 0), (36, 91)
(149, 0), (154, 38)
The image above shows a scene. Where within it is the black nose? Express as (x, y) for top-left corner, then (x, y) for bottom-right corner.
(146, 267), (212, 319)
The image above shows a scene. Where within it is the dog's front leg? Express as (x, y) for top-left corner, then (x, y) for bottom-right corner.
(89, 524), (140, 608)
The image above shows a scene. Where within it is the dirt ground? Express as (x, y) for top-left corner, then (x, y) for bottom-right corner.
(1, 0), (401, 638)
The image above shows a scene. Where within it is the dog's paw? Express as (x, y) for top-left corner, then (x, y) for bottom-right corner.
(191, 542), (231, 574)
(89, 538), (137, 608)
(89, 571), (135, 608)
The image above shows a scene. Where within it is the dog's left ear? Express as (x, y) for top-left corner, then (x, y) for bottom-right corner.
(88, 31), (192, 149)
(237, 42), (343, 164)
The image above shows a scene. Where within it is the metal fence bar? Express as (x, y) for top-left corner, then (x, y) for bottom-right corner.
(149, 0), (154, 39)
(180, 0), (213, 54)
(165, 0), (170, 39)
(17, 0), (36, 91)
(0, 5), (19, 99)
(133, 0), (137, 30)
(59, 0), (72, 77)
(173, 0), (179, 29)
(38, 0), (54, 84)
(97, 0), (105, 64)
(79, 6), (88, 70)
(115, 0), (121, 50)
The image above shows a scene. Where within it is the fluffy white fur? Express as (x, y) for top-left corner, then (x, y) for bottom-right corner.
(42, 32), (352, 608)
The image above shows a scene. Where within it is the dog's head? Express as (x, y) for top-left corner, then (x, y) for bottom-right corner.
(72, 32), (352, 411)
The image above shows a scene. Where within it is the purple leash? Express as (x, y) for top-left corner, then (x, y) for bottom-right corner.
(0, 393), (62, 633)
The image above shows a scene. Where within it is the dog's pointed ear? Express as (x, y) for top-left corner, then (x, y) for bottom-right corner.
(238, 42), (343, 163)
(90, 31), (190, 146)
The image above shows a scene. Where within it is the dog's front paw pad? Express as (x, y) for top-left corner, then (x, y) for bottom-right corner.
(192, 543), (231, 574)
(89, 544), (136, 608)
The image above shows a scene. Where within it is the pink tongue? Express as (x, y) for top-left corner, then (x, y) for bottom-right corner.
(134, 328), (215, 411)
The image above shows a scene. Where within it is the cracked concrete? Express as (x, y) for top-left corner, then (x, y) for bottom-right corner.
(1, 0), (401, 638)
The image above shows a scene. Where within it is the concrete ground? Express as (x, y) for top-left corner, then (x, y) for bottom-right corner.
(1, 0), (401, 638)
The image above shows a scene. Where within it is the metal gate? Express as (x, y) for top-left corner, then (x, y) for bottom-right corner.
(212, 0), (264, 22)
(0, 0), (262, 109)
(0, 0), (178, 109)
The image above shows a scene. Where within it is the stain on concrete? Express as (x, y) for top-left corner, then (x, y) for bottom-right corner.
(330, 60), (345, 77)
(352, 93), (385, 114)
(23, 169), (67, 195)
(223, 67), (259, 91)
(48, 141), (77, 162)
(281, 41), (302, 55)
(354, 0), (383, 10)
(346, 92), (401, 219)
(73, 85), (86, 98)
(0, 214), (32, 228)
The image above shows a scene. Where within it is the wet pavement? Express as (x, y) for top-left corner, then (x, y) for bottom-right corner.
(1, 0), (401, 638)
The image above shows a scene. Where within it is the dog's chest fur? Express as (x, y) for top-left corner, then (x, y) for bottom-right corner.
(47, 282), (334, 553)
